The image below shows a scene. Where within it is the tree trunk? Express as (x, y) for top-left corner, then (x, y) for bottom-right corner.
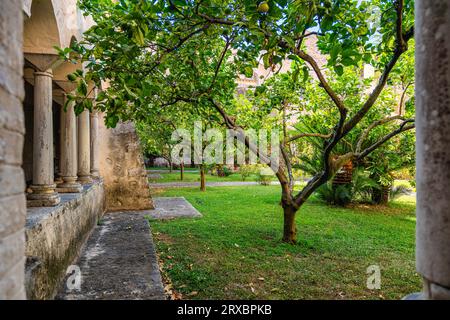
(372, 185), (390, 205)
(180, 162), (184, 181)
(168, 159), (173, 173)
(282, 205), (297, 244)
(200, 165), (206, 192)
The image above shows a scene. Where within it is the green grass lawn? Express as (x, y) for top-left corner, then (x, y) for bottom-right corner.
(148, 186), (420, 300)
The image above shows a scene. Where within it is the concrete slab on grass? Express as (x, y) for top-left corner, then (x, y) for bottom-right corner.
(148, 197), (202, 220)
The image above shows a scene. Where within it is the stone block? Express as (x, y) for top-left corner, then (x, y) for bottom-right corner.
(0, 230), (25, 278)
(0, 194), (26, 238)
(0, 164), (26, 197)
(0, 82), (25, 134)
(98, 120), (153, 211)
(0, 128), (24, 165)
(0, 258), (26, 300)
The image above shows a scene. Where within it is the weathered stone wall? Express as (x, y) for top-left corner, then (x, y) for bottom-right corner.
(0, 1), (26, 300)
(98, 119), (153, 211)
(25, 181), (105, 300)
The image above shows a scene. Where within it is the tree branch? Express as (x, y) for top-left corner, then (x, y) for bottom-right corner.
(356, 115), (405, 153)
(342, 5), (413, 136)
(285, 132), (332, 144)
(209, 36), (233, 91)
(293, 47), (347, 114)
(208, 98), (293, 203)
(356, 120), (415, 160)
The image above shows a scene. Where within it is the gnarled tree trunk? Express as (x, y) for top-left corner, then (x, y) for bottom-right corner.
(200, 165), (206, 192)
(282, 204), (298, 243)
(372, 185), (390, 205)
(180, 162), (184, 181)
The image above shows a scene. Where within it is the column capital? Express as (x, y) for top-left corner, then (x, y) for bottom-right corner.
(34, 70), (53, 78)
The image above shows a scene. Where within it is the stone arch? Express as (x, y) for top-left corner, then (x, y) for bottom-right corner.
(23, 0), (61, 54)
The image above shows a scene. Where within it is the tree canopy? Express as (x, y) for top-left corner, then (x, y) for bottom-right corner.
(60, 0), (416, 243)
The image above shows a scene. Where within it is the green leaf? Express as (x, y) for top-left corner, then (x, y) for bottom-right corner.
(334, 64), (344, 76)
(77, 80), (88, 96)
(243, 66), (254, 78)
(67, 73), (77, 81)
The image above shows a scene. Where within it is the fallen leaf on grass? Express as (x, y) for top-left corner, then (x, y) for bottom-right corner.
(171, 291), (183, 300)
(164, 284), (173, 292)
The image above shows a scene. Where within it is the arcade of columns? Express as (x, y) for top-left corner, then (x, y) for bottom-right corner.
(25, 66), (100, 207)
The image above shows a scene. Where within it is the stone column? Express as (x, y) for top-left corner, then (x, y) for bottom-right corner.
(55, 104), (65, 185)
(77, 110), (92, 184)
(57, 96), (83, 192)
(414, 0), (450, 300)
(90, 111), (100, 178)
(27, 70), (60, 206)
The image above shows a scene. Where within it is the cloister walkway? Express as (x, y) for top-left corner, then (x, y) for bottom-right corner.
(56, 197), (201, 300)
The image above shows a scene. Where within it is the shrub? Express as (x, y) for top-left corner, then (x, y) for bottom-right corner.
(222, 166), (232, 177)
(352, 168), (380, 203)
(315, 168), (380, 206)
(315, 182), (353, 206)
(256, 167), (274, 186)
(239, 164), (258, 181)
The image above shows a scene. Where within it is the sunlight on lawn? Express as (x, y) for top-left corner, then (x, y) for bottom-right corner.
(149, 186), (420, 300)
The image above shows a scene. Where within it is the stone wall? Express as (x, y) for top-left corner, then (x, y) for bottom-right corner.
(98, 119), (153, 211)
(0, 1), (26, 300)
(25, 181), (105, 300)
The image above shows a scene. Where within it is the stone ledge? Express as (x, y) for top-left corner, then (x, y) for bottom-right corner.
(25, 181), (106, 299)
(57, 211), (165, 300)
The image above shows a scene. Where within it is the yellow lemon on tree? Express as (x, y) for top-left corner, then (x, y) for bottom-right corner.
(257, 1), (270, 13)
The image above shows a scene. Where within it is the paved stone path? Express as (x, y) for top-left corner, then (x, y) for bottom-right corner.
(147, 180), (311, 188)
(57, 211), (165, 300)
(148, 173), (163, 180)
(148, 197), (202, 219)
(149, 181), (261, 188)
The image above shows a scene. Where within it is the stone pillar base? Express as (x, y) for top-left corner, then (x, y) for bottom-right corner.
(403, 292), (424, 300)
(57, 177), (83, 193)
(404, 278), (450, 300)
(27, 184), (60, 207)
(90, 170), (100, 179)
(78, 175), (92, 185)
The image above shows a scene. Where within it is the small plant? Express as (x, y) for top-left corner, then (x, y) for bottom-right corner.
(315, 168), (380, 206)
(239, 164), (257, 181)
(222, 166), (232, 177)
(315, 182), (353, 206)
(256, 167), (273, 186)
(214, 164), (232, 177)
(352, 168), (380, 203)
